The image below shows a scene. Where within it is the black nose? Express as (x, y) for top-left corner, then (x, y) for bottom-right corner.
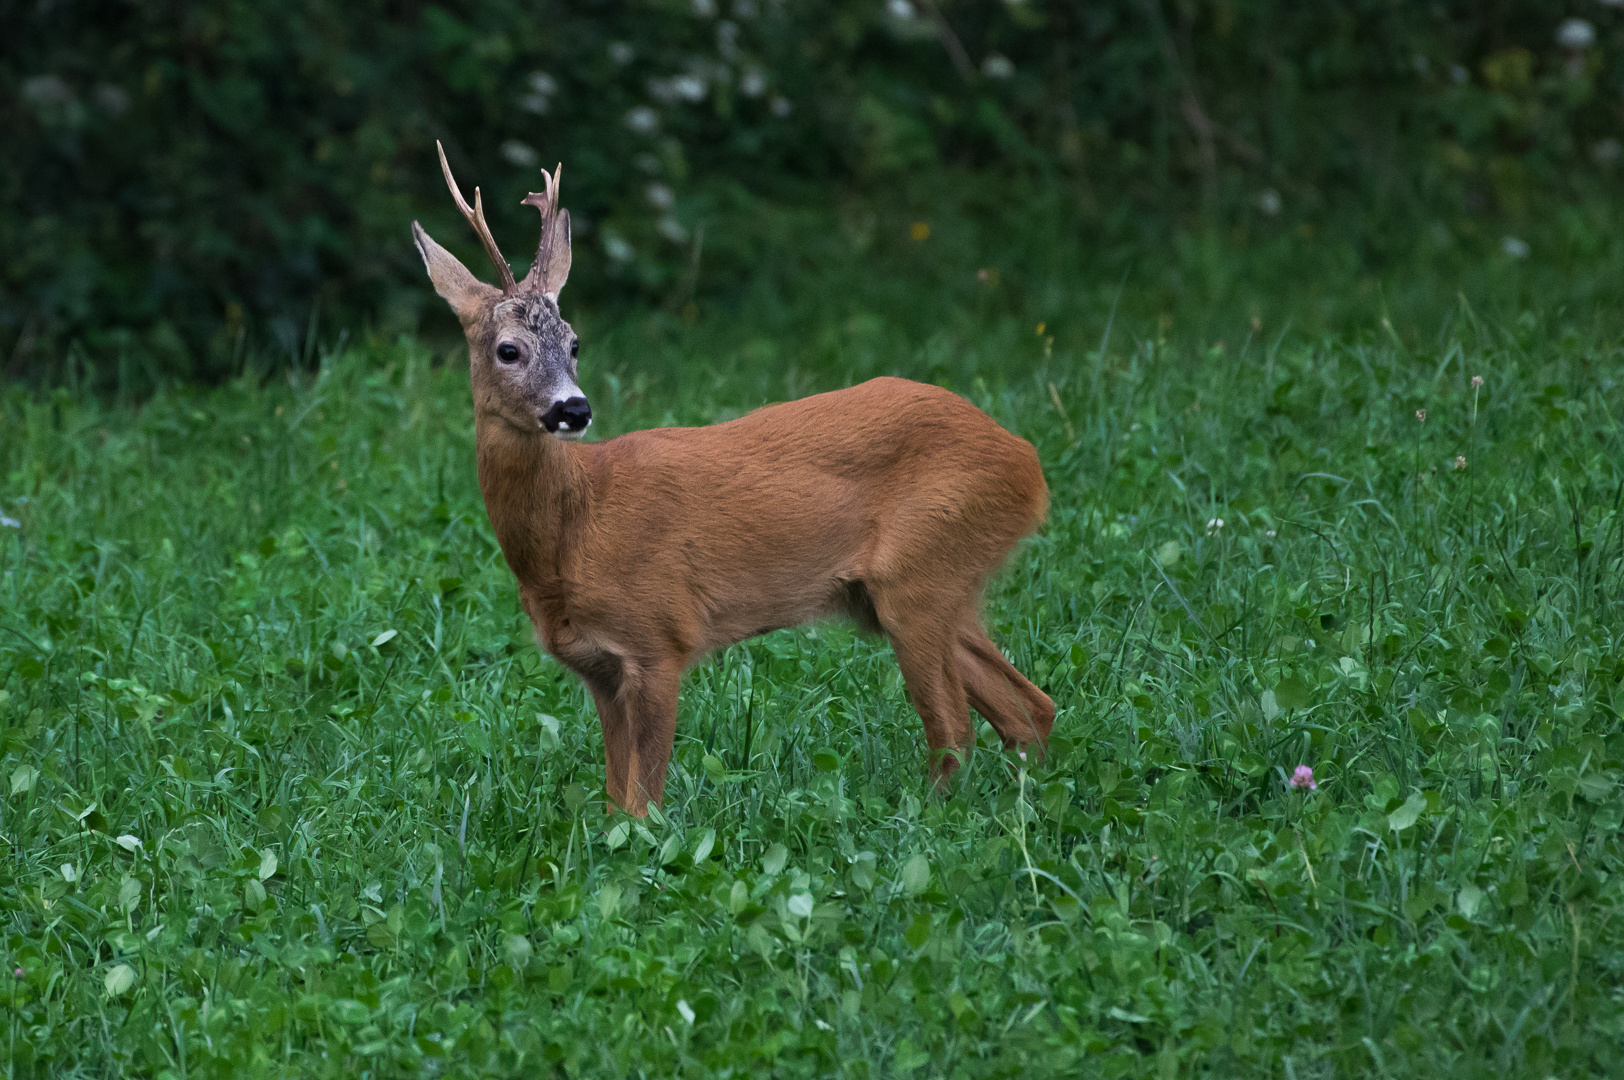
(540, 396), (592, 434)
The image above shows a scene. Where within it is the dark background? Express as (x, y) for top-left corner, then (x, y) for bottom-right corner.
(5, 0), (1622, 383)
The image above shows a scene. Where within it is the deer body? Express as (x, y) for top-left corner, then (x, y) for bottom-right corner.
(416, 146), (1053, 814)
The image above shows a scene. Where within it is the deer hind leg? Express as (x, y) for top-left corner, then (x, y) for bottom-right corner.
(957, 624), (1055, 758)
(873, 594), (976, 789)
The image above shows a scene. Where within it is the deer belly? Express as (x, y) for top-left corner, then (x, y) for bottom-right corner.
(701, 575), (861, 651)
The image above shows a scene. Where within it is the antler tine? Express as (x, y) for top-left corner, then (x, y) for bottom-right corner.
(520, 162), (565, 294)
(436, 141), (517, 294)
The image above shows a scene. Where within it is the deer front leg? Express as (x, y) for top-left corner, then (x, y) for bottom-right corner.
(584, 679), (633, 815)
(604, 658), (682, 817)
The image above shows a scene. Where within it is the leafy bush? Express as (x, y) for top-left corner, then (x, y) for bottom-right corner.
(5, 0), (1622, 380)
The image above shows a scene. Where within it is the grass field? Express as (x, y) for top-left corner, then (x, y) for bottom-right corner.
(2, 282), (1623, 1078)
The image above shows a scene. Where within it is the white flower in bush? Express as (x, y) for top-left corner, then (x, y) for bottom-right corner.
(520, 71), (556, 113)
(672, 75), (707, 102)
(499, 140), (539, 168)
(625, 106), (659, 134)
(1557, 19), (1595, 50)
(650, 75), (707, 104)
(658, 216), (690, 243)
(717, 21), (740, 60)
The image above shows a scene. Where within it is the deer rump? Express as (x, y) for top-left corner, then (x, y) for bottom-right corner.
(481, 375), (1056, 813)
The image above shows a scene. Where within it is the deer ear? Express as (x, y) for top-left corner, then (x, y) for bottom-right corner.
(413, 221), (499, 324)
(541, 209), (571, 300)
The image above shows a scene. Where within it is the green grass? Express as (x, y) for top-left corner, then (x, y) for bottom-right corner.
(1, 292), (1622, 1079)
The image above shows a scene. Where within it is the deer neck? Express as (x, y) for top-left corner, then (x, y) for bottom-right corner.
(473, 414), (591, 586)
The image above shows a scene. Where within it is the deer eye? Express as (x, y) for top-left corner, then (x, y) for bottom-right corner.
(570, 338), (579, 360)
(495, 342), (521, 364)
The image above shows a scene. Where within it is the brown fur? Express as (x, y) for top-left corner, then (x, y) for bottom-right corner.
(476, 379), (1055, 813)
(412, 160), (1053, 816)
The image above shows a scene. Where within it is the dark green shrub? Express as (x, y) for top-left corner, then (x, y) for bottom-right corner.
(4, 1), (1620, 381)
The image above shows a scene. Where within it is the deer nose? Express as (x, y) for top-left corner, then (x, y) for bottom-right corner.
(541, 396), (592, 435)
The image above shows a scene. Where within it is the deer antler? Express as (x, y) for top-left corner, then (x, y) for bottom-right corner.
(519, 162), (566, 295)
(436, 141), (517, 294)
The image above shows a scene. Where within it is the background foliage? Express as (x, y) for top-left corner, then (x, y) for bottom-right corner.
(6, 0), (1624, 381)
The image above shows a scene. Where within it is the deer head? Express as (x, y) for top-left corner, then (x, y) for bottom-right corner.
(412, 141), (589, 439)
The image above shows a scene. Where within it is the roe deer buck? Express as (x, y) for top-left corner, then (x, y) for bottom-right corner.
(413, 143), (1054, 815)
